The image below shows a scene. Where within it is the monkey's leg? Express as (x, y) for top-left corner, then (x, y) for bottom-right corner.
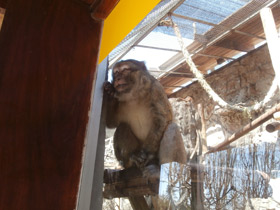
(158, 122), (187, 165)
(113, 123), (143, 168)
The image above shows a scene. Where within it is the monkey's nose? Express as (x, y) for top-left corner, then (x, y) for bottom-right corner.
(115, 74), (123, 81)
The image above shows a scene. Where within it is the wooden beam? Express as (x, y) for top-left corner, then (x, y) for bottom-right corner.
(166, 73), (194, 78)
(196, 53), (235, 61)
(103, 168), (159, 198)
(91, 0), (119, 20)
(215, 39), (255, 52)
(0, 8), (4, 29)
(80, 0), (95, 5)
(0, 0), (102, 209)
(260, 8), (280, 87)
(0, 0), (7, 8)
(207, 103), (280, 154)
(232, 29), (265, 40)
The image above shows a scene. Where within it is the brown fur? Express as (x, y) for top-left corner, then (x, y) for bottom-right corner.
(104, 59), (187, 170)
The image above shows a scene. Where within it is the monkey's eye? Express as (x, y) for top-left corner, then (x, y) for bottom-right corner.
(114, 68), (138, 75)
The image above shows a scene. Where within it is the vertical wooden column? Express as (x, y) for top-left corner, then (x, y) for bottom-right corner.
(260, 8), (280, 87)
(0, 8), (5, 29)
(0, 0), (102, 209)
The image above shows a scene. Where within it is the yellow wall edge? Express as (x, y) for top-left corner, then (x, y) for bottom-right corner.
(99, 0), (160, 63)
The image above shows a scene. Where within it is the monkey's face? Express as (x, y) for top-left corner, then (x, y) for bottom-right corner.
(112, 64), (137, 94)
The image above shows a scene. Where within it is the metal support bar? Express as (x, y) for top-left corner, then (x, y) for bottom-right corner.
(135, 44), (181, 53)
(77, 57), (108, 210)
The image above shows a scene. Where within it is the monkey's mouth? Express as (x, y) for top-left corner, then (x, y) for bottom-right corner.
(115, 84), (129, 92)
(114, 79), (130, 92)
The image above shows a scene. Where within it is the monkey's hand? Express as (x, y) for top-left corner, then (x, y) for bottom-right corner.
(103, 81), (115, 97)
(130, 150), (148, 169)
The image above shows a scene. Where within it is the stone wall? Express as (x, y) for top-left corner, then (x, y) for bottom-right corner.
(170, 44), (280, 146)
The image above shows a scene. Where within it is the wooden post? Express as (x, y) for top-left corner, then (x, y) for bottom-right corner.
(260, 8), (280, 87)
(198, 104), (207, 154)
(0, 7), (4, 29)
(190, 156), (205, 210)
(0, 0), (102, 209)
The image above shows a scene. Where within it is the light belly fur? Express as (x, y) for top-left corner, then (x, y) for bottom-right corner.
(120, 103), (152, 141)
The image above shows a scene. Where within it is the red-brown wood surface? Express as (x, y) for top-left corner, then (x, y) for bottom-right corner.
(0, 0), (102, 209)
(0, 0), (7, 8)
(91, 0), (120, 20)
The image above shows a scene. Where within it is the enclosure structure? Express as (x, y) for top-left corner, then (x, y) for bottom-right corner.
(103, 0), (280, 209)
(0, 0), (162, 209)
(109, 0), (280, 94)
(1, 0), (279, 209)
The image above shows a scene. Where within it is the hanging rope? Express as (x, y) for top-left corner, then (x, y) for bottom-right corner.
(160, 16), (279, 115)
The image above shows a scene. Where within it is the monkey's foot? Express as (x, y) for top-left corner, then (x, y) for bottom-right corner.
(142, 164), (160, 179)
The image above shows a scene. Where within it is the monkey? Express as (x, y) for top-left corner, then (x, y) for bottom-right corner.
(103, 59), (187, 177)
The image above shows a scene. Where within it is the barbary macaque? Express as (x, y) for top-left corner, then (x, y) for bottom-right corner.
(104, 59), (187, 177)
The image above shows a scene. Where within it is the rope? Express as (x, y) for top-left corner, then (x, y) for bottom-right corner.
(161, 16), (279, 114)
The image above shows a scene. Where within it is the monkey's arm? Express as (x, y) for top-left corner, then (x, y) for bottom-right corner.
(142, 84), (173, 158)
(142, 104), (171, 157)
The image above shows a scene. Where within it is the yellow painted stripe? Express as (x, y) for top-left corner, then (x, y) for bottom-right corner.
(99, 0), (160, 63)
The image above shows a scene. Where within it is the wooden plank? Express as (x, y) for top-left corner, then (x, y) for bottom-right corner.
(80, 0), (95, 5)
(103, 168), (159, 198)
(0, 0), (102, 209)
(215, 38), (255, 52)
(260, 8), (280, 86)
(0, 0), (7, 8)
(76, 58), (108, 210)
(0, 8), (4, 29)
(161, 3), (280, 96)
